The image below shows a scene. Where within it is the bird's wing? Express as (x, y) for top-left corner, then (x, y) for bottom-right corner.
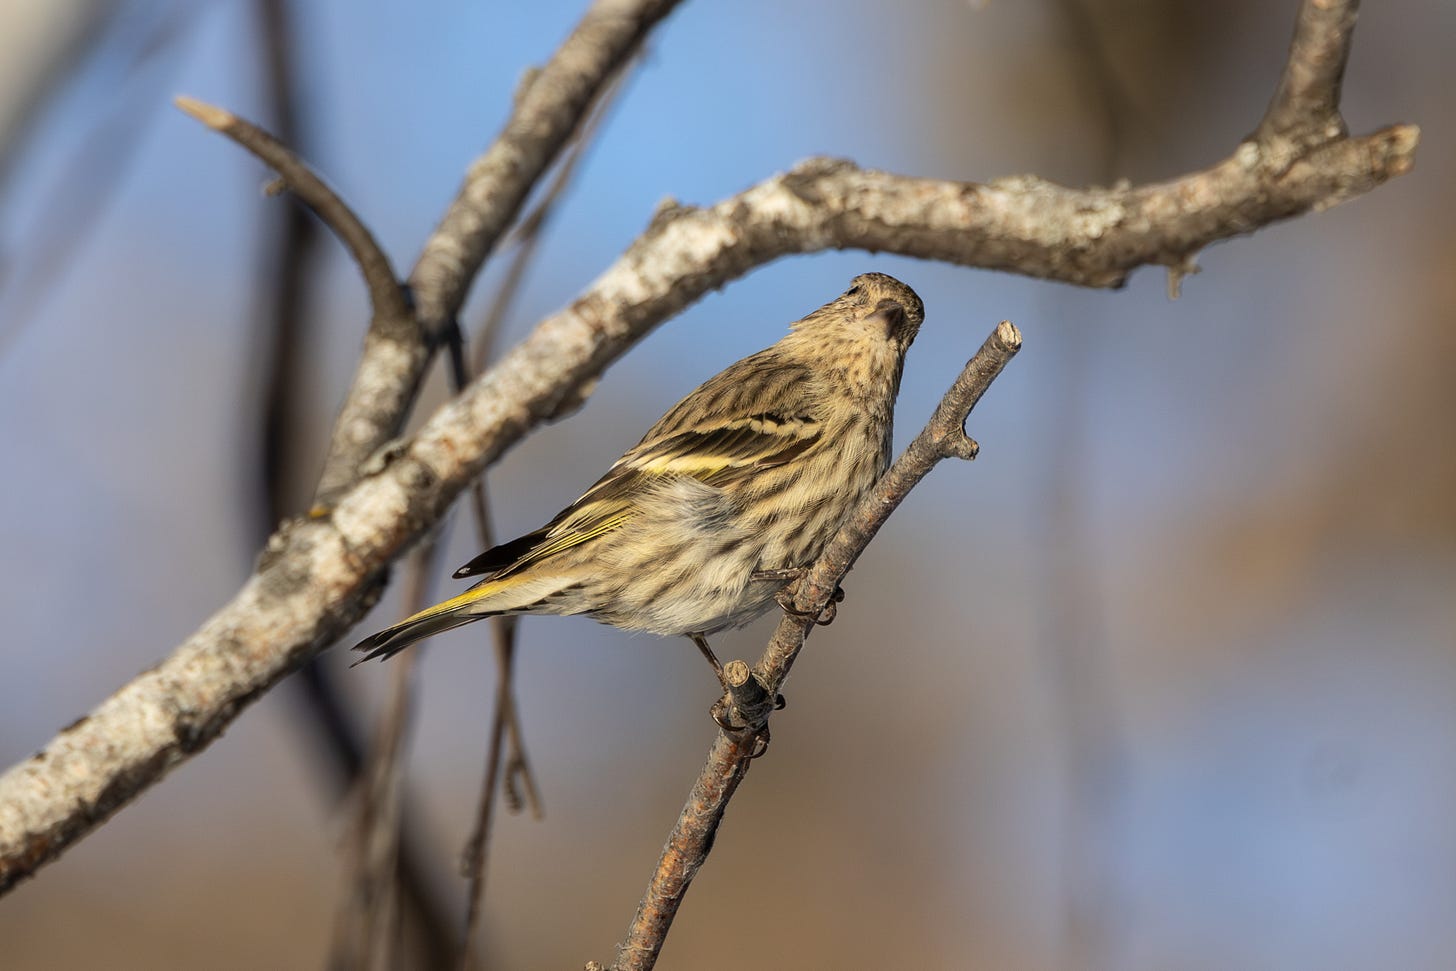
(453, 354), (821, 580)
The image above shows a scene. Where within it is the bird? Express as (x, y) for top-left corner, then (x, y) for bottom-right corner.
(352, 272), (924, 680)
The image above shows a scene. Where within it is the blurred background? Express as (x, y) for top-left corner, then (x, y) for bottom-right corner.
(0, 0), (1450, 968)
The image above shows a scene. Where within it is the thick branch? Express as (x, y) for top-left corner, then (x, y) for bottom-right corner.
(0, 0), (1417, 895)
(312, 0), (684, 504)
(610, 321), (1023, 971)
(410, 0), (676, 331)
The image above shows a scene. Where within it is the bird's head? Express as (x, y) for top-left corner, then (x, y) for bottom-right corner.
(793, 272), (925, 352)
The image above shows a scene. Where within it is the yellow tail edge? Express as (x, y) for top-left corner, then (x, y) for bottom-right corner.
(350, 577), (518, 664)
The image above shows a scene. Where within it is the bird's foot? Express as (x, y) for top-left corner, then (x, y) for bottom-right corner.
(707, 658), (781, 757)
(709, 701), (771, 758)
(773, 582), (845, 626)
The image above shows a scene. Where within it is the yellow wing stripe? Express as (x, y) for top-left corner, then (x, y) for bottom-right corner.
(637, 454), (735, 475)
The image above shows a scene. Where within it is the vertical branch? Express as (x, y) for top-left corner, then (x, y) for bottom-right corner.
(329, 545), (445, 971)
(455, 610), (521, 967)
(443, 325), (534, 969)
(0, 6), (192, 359)
(1257, 0), (1358, 141)
(253, 0), (315, 529)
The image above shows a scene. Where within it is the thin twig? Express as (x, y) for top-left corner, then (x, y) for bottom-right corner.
(444, 324), (538, 969)
(455, 485), (526, 967)
(457, 101), (618, 847)
(338, 322), (521, 971)
(173, 95), (409, 325)
(611, 321), (1023, 970)
(466, 57), (623, 378)
(455, 57), (640, 966)
(456, 613), (519, 965)
(328, 563), (426, 971)
(0, 0), (1417, 894)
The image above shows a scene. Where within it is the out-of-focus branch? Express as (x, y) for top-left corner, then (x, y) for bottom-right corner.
(1040, 2), (1134, 966)
(312, 0), (685, 506)
(329, 545), (438, 971)
(0, 0), (119, 190)
(251, 0), (314, 531)
(1257, 0), (1358, 143)
(0, 0), (1416, 894)
(456, 611), (525, 958)
(0, 5), (190, 360)
(609, 320), (1022, 971)
(1051, 0), (1141, 178)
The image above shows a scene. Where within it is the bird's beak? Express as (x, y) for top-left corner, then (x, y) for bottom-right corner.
(869, 299), (910, 342)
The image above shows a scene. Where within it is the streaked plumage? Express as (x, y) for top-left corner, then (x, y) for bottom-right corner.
(353, 272), (925, 666)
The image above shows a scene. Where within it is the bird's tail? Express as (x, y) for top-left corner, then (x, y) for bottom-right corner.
(352, 568), (581, 664)
(351, 585), (501, 664)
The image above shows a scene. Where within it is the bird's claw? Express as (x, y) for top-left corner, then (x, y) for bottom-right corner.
(708, 700), (773, 758)
(711, 700), (737, 732)
(774, 584), (844, 626)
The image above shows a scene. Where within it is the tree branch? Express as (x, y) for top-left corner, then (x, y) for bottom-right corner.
(329, 543), (443, 971)
(1258, 0), (1359, 142)
(312, 0), (685, 506)
(0, 0), (1416, 896)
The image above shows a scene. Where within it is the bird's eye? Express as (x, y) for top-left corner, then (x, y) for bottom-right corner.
(845, 285), (862, 296)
